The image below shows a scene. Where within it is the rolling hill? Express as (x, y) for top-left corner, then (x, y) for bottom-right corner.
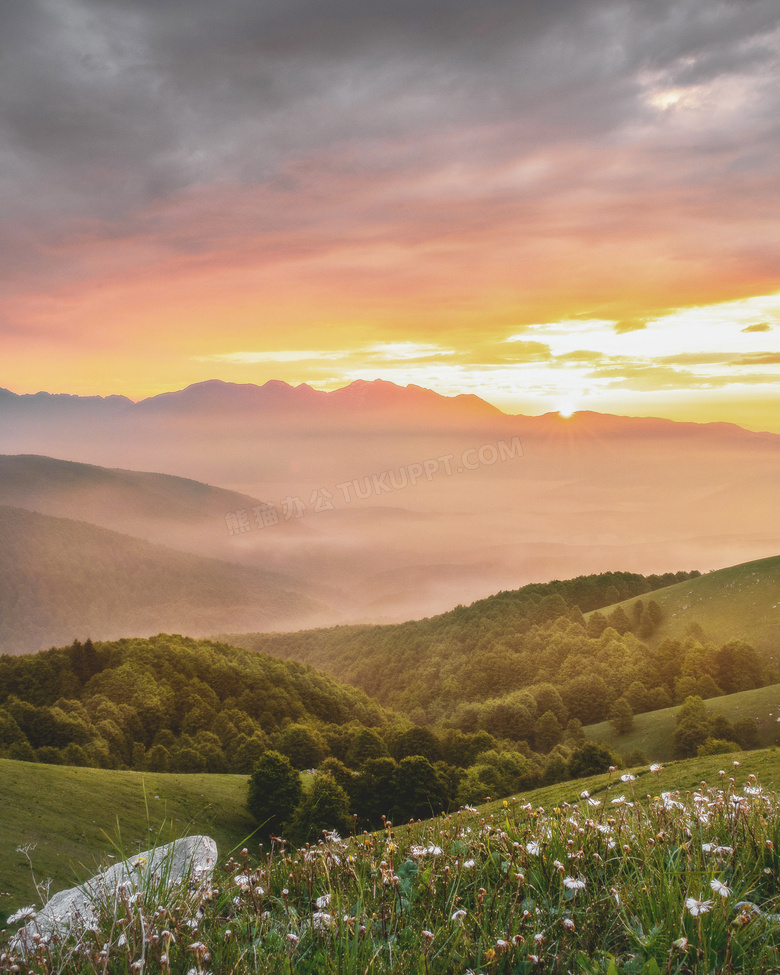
(598, 554), (780, 660)
(0, 506), (329, 654)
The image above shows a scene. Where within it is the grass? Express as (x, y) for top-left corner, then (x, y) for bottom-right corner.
(0, 759), (257, 920)
(5, 754), (780, 973)
(584, 681), (780, 760)
(596, 553), (780, 660)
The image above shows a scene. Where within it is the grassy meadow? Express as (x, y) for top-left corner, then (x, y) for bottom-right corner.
(601, 554), (780, 659)
(4, 751), (780, 973)
(586, 681), (780, 760)
(0, 759), (257, 919)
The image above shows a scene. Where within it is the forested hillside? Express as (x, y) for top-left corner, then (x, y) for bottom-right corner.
(226, 568), (773, 739)
(0, 506), (325, 653)
(0, 634), (397, 772)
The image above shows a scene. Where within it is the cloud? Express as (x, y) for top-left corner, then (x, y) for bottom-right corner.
(742, 322), (772, 333)
(1, 0), (779, 414)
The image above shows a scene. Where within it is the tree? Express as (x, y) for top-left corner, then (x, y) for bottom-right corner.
(587, 612), (608, 639)
(716, 641), (764, 694)
(562, 674), (610, 725)
(647, 601), (664, 627)
(346, 728), (387, 767)
(392, 727), (442, 763)
(393, 755), (448, 822)
(733, 718), (761, 750)
(276, 724), (327, 770)
(672, 695), (711, 758)
(247, 750), (303, 836)
(481, 700), (534, 742)
(530, 684), (568, 726)
(287, 773), (352, 845)
(609, 698), (634, 735)
(352, 757), (398, 828)
(232, 732), (270, 774)
(697, 738), (739, 757)
(567, 742), (616, 779)
(318, 757), (355, 793)
(606, 606), (632, 636)
(565, 718), (585, 745)
(535, 711), (563, 753)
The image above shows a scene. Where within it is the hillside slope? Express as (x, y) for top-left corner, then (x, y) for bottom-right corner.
(601, 554), (780, 659)
(0, 506), (328, 653)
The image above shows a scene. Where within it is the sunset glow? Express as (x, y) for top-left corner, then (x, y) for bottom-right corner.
(1, 1), (779, 430)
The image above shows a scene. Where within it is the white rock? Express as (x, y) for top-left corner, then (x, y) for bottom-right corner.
(11, 835), (217, 950)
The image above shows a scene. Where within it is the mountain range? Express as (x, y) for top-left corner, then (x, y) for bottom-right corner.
(1, 379), (778, 625)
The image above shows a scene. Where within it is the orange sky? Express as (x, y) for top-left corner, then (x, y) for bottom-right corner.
(1, 0), (779, 431)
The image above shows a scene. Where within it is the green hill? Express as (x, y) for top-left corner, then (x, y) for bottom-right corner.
(0, 633), (399, 772)
(606, 554), (780, 660)
(585, 681), (780, 760)
(0, 759), (255, 919)
(222, 569), (699, 720)
(4, 746), (780, 928)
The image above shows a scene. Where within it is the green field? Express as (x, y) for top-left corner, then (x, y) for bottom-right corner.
(602, 553), (780, 659)
(5, 744), (780, 926)
(585, 680), (780, 759)
(0, 760), (257, 919)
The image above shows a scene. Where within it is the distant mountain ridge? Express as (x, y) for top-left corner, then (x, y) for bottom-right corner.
(0, 378), (503, 422)
(2, 378), (778, 442)
(2, 380), (778, 622)
(0, 505), (330, 654)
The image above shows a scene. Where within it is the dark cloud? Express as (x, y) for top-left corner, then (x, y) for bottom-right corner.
(0, 0), (778, 298)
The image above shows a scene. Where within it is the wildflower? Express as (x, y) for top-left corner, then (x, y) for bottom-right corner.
(286, 933), (299, 945)
(562, 918), (575, 931)
(563, 876), (586, 891)
(650, 763), (663, 773)
(312, 912), (332, 930)
(316, 894), (331, 909)
(620, 773), (636, 783)
(526, 841), (541, 855)
(451, 909), (467, 922)
(422, 930), (434, 942)
(673, 937), (689, 950)
(710, 879), (731, 898)
(463, 858), (476, 868)
(580, 790), (590, 799)
(685, 897), (713, 916)
(533, 932), (545, 944)
(7, 907), (36, 925)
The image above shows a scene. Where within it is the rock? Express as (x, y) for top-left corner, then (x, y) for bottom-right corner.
(10, 835), (217, 950)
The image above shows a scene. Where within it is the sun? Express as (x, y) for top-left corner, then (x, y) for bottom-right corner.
(557, 399), (576, 418)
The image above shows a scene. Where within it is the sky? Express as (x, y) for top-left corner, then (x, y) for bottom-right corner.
(1, 0), (779, 430)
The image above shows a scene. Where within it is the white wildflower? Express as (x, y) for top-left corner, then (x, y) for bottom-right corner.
(710, 879), (730, 898)
(563, 876), (586, 891)
(685, 897), (713, 916)
(7, 906), (37, 925)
